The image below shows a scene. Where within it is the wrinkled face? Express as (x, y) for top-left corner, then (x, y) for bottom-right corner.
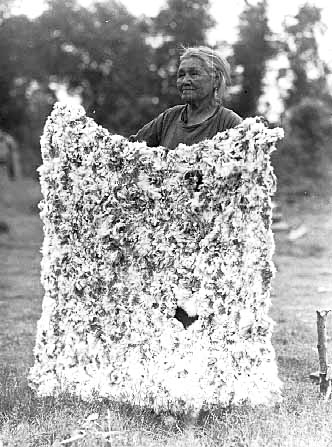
(177, 57), (216, 105)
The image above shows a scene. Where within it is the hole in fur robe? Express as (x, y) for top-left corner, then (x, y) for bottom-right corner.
(183, 170), (203, 191)
(174, 306), (199, 329)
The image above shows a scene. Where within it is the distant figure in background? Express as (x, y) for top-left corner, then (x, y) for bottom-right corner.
(130, 45), (242, 149)
(0, 130), (21, 180)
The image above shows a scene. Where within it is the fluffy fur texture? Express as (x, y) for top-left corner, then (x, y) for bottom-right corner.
(29, 103), (283, 414)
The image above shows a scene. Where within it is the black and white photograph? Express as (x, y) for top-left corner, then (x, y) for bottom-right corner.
(1, 0), (332, 445)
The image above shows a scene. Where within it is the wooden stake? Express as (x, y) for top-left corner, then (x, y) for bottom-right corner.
(316, 310), (331, 399)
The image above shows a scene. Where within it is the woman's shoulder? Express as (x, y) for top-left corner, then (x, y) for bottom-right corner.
(220, 106), (242, 122)
(152, 104), (186, 130)
(161, 104), (186, 119)
(218, 106), (242, 130)
(129, 105), (186, 147)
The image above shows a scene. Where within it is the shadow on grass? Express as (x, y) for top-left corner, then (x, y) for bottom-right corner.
(0, 364), (155, 421)
(2, 365), (332, 446)
(0, 365), (181, 445)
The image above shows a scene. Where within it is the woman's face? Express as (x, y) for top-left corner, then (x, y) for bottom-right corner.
(177, 57), (216, 106)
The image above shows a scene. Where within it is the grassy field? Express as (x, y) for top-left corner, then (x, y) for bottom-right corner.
(1, 176), (332, 446)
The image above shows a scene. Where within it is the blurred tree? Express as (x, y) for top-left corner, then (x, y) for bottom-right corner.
(272, 4), (332, 189)
(151, 0), (216, 110)
(273, 98), (332, 187)
(0, 0), (13, 18)
(280, 4), (331, 108)
(0, 14), (31, 133)
(35, 0), (157, 136)
(0, 12), (56, 175)
(229, 0), (276, 117)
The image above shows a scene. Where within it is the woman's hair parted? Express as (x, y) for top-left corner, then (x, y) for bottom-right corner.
(179, 45), (231, 103)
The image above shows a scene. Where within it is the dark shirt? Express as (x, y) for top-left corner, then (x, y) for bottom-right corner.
(130, 104), (242, 149)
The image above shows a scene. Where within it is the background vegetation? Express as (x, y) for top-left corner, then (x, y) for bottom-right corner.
(0, 0), (331, 188)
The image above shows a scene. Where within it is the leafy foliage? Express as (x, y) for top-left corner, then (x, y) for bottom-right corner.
(273, 98), (332, 185)
(229, 0), (276, 117)
(272, 4), (332, 187)
(281, 4), (331, 108)
(35, 0), (157, 135)
(0, 13), (56, 175)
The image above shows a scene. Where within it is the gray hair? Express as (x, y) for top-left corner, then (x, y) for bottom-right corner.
(179, 46), (231, 102)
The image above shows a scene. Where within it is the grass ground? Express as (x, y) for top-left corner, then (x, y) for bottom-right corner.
(1, 176), (332, 446)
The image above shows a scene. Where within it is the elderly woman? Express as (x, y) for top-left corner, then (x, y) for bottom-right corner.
(130, 45), (242, 149)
